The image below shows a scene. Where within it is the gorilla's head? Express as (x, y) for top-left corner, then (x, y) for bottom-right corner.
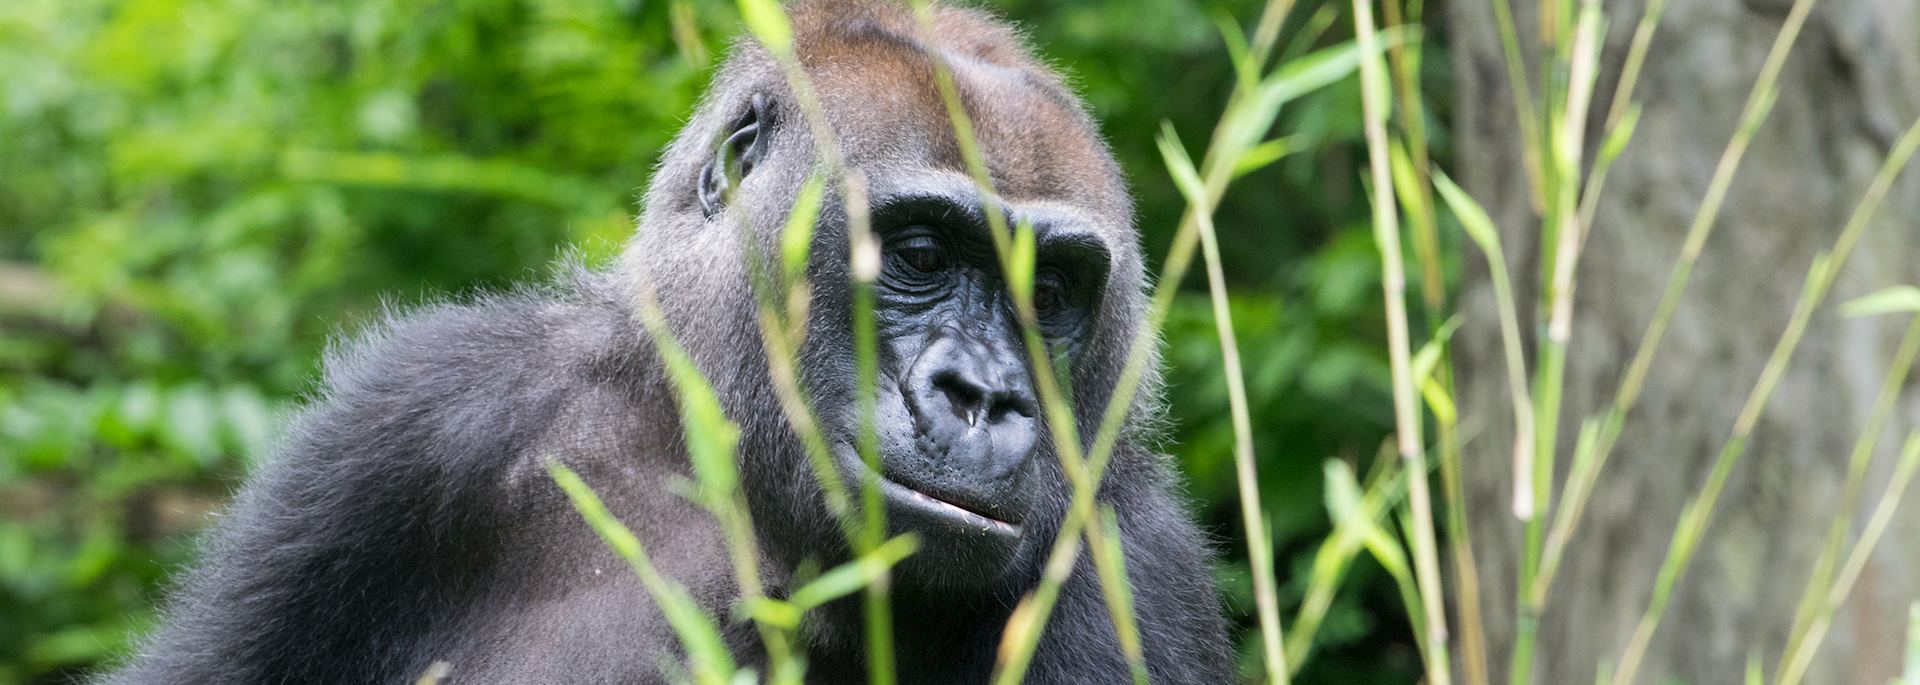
(621, 1), (1154, 598)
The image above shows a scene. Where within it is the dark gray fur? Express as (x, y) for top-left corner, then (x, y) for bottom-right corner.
(105, 2), (1231, 682)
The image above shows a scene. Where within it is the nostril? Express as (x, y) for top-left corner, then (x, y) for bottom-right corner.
(985, 396), (1035, 424)
(931, 370), (985, 426)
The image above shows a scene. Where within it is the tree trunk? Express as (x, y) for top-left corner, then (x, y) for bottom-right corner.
(1446, 0), (1920, 683)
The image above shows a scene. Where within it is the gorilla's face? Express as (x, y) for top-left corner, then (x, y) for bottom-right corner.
(641, 6), (1142, 594)
(855, 193), (1111, 581)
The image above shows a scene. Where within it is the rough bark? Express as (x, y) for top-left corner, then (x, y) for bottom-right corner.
(1446, 0), (1920, 683)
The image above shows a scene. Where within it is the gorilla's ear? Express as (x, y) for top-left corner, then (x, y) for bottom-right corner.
(698, 92), (775, 219)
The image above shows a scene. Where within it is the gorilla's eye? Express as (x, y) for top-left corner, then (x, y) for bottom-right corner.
(895, 233), (950, 274)
(1033, 268), (1072, 315)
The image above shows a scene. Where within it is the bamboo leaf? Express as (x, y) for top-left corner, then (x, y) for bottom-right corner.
(1094, 507), (1151, 685)
(1433, 171), (1499, 255)
(657, 339), (743, 500)
(1232, 136), (1304, 179)
(1410, 316), (1462, 387)
(1387, 140), (1433, 237)
(1324, 460), (1367, 523)
(737, 0), (793, 54)
(414, 662), (451, 685)
(1007, 219), (1037, 307)
(1257, 28), (1413, 110)
(1411, 316), (1462, 425)
(1211, 10), (1259, 94)
(1221, 30), (1411, 163)
(1598, 104), (1642, 165)
(782, 174), (825, 285)
(787, 535), (919, 611)
(745, 598), (803, 631)
(669, 0), (708, 66)
(1155, 122), (1206, 203)
(1420, 376), (1458, 427)
(1841, 286), (1920, 318)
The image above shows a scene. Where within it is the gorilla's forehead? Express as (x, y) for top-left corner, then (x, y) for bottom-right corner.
(787, 2), (1133, 241)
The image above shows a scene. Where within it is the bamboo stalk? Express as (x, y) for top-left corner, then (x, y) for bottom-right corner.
(1609, 109), (1920, 685)
(1776, 434), (1920, 685)
(1528, 0), (1824, 615)
(1776, 313), (1920, 681)
(1354, 1), (1451, 682)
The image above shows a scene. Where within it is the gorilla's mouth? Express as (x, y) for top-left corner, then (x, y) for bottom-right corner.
(875, 473), (1022, 538)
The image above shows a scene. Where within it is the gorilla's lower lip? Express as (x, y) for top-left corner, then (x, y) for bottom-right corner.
(875, 476), (1021, 537)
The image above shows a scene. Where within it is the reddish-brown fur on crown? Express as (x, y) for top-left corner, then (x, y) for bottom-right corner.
(777, 0), (1127, 213)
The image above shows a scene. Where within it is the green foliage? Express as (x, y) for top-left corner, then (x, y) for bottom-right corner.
(1843, 287), (1920, 318)
(0, 0), (1424, 682)
(1, 0), (715, 679)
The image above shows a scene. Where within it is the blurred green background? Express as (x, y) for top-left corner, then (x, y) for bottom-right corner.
(0, 0), (1447, 681)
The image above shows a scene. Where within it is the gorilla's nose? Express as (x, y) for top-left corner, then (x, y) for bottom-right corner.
(931, 367), (1032, 430)
(905, 332), (1040, 480)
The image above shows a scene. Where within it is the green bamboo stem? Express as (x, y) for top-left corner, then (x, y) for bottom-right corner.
(1574, 0), (1669, 233)
(1354, 1), (1451, 682)
(1775, 315), (1920, 683)
(1508, 4), (1602, 680)
(1488, 0), (1546, 212)
(1776, 434), (1920, 685)
(984, 0), (1311, 680)
(1527, 0), (1824, 615)
(1609, 110), (1920, 685)
(732, 5), (900, 676)
(1190, 168), (1289, 683)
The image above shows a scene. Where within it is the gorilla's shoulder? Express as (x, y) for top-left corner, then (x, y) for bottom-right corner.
(268, 265), (647, 488)
(319, 267), (638, 398)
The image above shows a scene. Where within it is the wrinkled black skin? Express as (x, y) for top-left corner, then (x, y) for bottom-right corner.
(105, 8), (1231, 684)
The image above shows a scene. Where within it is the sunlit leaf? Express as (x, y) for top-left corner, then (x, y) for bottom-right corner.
(1433, 170), (1499, 255)
(1599, 104), (1642, 165)
(738, 0), (793, 54)
(782, 174), (825, 285)
(1323, 460), (1366, 523)
(1155, 123), (1206, 203)
(1842, 286), (1920, 318)
(1210, 10), (1258, 93)
(787, 535), (918, 611)
(1007, 220), (1037, 307)
(1257, 28), (1412, 110)
(1231, 136), (1303, 179)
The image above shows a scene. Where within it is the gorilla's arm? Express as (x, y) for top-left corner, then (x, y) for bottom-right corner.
(106, 285), (625, 683)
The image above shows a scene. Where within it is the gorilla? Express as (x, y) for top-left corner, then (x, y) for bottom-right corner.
(108, 1), (1231, 682)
